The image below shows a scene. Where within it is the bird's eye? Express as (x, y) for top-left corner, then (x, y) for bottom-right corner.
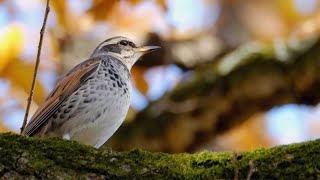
(119, 40), (129, 46)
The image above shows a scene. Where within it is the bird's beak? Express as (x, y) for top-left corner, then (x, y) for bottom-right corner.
(136, 46), (161, 53)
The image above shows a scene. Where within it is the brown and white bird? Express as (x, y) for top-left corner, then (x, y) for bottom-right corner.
(22, 36), (160, 148)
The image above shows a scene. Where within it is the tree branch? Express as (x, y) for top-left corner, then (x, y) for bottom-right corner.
(21, 0), (50, 133)
(107, 37), (320, 152)
(0, 133), (319, 179)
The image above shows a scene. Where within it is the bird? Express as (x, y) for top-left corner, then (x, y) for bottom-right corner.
(22, 36), (160, 148)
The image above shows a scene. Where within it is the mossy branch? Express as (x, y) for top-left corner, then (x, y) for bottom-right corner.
(0, 133), (319, 179)
(108, 37), (320, 153)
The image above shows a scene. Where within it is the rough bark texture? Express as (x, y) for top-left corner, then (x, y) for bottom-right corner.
(0, 133), (320, 179)
(107, 38), (320, 153)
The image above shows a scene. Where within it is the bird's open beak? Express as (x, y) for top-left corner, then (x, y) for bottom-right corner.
(136, 46), (161, 53)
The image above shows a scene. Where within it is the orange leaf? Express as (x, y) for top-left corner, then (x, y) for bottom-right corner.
(87, 0), (118, 21)
(51, 0), (68, 28)
(131, 67), (149, 96)
(156, 0), (167, 10)
(129, 0), (143, 5)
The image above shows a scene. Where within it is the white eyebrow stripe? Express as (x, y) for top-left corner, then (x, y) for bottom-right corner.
(97, 41), (113, 49)
(97, 36), (130, 50)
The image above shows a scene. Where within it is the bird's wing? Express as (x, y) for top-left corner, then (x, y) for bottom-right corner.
(23, 58), (101, 136)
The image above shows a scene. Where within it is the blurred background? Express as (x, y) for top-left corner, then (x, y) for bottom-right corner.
(0, 0), (320, 153)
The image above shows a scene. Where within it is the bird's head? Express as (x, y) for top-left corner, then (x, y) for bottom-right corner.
(90, 36), (160, 69)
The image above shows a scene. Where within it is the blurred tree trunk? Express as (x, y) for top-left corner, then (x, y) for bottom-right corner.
(107, 37), (320, 153)
(0, 133), (320, 179)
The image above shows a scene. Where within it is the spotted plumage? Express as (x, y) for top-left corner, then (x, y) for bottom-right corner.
(22, 36), (160, 148)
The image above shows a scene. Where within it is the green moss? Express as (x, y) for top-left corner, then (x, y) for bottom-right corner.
(1, 133), (320, 179)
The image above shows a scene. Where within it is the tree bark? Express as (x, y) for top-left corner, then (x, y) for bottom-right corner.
(0, 133), (319, 179)
(107, 37), (320, 153)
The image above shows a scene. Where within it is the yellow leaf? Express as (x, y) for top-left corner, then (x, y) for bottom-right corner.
(2, 58), (47, 105)
(51, 0), (68, 28)
(0, 24), (24, 73)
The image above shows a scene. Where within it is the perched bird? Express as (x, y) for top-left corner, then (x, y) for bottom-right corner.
(23, 36), (160, 148)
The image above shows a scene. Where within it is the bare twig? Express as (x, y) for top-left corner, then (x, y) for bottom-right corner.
(231, 153), (239, 180)
(246, 160), (256, 180)
(20, 0), (50, 133)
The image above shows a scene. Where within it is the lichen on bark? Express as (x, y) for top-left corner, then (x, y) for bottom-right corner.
(0, 133), (320, 179)
(107, 37), (320, 153)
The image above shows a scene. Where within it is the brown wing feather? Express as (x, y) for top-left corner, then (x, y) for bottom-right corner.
(23, 58), (101, 136)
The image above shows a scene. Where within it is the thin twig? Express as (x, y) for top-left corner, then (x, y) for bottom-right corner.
(231, 153), (239, 180)
(246, 160), (256, 180)
(20, 0), (50, 134)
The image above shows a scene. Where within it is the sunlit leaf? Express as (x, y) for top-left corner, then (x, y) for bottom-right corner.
(129, 0), (143, 5)
(277, 0), (307, 26)
(51, 0), (68, 28)
(2, 58), (47, 105)
(131, 67), (149, 96)
(156, 0), (168, 10)
(87, 0), (118, 21)
(0, 24), (23, 73)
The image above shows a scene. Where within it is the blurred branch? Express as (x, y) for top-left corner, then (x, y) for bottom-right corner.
(21, 0), (50, 133)
(138, 32), (226, 69)
(0, 133), (320, 179)
(59, 32), (227, 75)
(107, 37), (320, 152)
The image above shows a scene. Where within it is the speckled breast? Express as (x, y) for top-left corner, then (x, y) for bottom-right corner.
(51, 56), (132, 147)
